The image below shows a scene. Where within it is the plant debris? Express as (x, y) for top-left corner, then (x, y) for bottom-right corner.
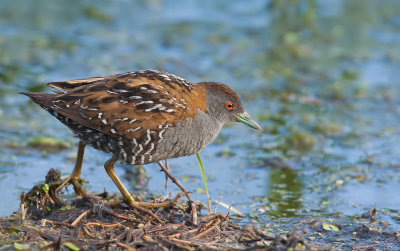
(0, 169), (329, 250)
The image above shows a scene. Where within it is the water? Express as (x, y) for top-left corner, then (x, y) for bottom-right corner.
(1, 0), (400, 241)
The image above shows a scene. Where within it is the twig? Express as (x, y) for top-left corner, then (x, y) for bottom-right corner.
(54, 176), (72, 200)
(157, 161), (198, 225)
(131, 204), (163, 224)
(190, 218), (221, 240)
(116, 241), (134, 249)
(94, 203), (135, 221)
(147, 223), (185, 233)
(83, 225), (95, 238)
(160, 159), (170, 189)
(160, 236), (193, 251)
(41, 219), (71, 227)
(71, 209), (90, 227)
(214, 196), (222, 214)
(85, 222), (123, 228)
(169, 237), (202, 246)
(20, 203), (26, 222)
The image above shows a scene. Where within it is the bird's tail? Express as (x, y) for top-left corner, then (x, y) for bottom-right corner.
(20, 92), (55, 108)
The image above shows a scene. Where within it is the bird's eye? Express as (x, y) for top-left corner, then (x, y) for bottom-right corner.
(225, 101), (234, 110)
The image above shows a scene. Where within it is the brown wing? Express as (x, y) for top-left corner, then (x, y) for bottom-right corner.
(45, 70), (206, 139)
(48, 76), (106, 94)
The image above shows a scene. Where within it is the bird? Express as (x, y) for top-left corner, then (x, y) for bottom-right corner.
(22, 69), (261, 221)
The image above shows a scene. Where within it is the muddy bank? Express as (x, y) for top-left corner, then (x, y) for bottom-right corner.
(0, 169), (399, 250)
(0, 169), (330, 250)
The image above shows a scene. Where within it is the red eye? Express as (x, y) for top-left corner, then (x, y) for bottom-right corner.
(225, 101), (234, 110)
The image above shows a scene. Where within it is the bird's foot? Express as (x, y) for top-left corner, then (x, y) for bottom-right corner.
(55, 176), (87, 200)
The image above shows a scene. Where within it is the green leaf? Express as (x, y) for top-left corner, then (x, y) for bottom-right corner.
(62, 242), (80, 251)
(43, 184), (49, 195)
(196, 153), (210, 200)
(321, 222), (331, 231)
(13, 243), (30, 250)
(322, 222), (339, 231)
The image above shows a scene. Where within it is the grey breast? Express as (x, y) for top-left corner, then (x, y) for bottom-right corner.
(149, 109), (223, 162)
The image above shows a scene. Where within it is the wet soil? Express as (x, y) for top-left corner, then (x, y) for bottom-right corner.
(0, 169), (331, 250)
(1, 169), (399, 250)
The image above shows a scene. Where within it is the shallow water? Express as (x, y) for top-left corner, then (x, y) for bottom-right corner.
(1, 0), (400, 242)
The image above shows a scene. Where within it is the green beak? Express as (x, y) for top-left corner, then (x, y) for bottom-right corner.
(235, 111), (261, 131)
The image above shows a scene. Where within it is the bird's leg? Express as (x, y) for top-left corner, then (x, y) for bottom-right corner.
(55, 140), (86, 198)
(157, 161), (198, 225)
(104, 156), (180, 209)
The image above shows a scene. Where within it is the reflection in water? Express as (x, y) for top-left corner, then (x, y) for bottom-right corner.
(266, 167), (303, 217)
(123, 165), (149, 191)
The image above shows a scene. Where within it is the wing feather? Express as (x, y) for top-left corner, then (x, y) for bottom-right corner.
(44, 71), (205, 139)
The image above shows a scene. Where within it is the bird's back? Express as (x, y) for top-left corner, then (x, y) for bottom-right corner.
(22, 70), (222, 164)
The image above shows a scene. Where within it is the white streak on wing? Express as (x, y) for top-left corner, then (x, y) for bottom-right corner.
(111, 128), (116, 133)
(145, 104), (162, 112)
(66, 104), (70, 108)
(129, 119), (137, 124)
(144, 143), (154, 155)
(147, 89), (158, 94)
(88, 108), (98, 111)
(74, 99), (81, 105)
(144, 129), (151, 145)
(102, 119), (107, 124)
(129, 96), (142, 100)
(158, 129), (166, 142)
(115, 118), (129, 122)
(114, 89), (128, 93)
(121, 149), (127, 160)
(98, 113), (102, 118)
(165, 109), (175, 113)
(135, 100), (154, 106)
(140, 86), (148, 90)
(175, 103), (186, 109)
(126, 127), (140, 133)
(134, 144), (143, 156)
